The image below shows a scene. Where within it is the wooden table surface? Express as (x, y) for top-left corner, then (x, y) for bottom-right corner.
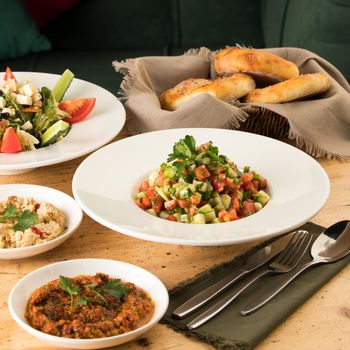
(1, 126), (350, 350)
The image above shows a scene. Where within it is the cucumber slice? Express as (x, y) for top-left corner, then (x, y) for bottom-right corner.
(41, 120), (71, 147)
(221, 194), (231, 210)
(198, 203), (213, 214)
(53, 69), (74, 102)
(192, 213), (206, 224)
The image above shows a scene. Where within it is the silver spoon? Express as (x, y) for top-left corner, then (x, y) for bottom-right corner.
(241, 220), (350, 315)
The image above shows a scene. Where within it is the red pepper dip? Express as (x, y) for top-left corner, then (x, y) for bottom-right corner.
(25, 273), (155, 339)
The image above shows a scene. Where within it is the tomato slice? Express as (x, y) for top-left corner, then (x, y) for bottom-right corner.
(4, 67), (16, 82)
(59, 98), (96, 124)
(0, 127), (22, 153)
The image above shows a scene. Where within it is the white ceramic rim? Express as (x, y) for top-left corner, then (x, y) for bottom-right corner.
(0, 71), (125, 172)
(72, 128), (330, 246)
(0, 184), (83, 256)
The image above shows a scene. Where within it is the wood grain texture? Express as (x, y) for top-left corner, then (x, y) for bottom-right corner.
(1, 128), (350, 350)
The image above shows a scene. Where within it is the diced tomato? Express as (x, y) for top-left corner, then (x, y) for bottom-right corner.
(243, 181), (258, 194)
(223, 209), (239, 222)
(218, 209), (228, 220)
(4, 67), (16, 82)
(240, 201), (256, 217)
(31, 226), (46, 239)
(146, 186), (156, 200)
(189, 206), (197, 217)
(190, 193), (201, 205)
(155, 174), (164, 187)
(178, 199), (190, 208)
(60, 98), (96, 124)
(231, 196), (240, 211)
(164, 199), (178, 210)
(241, 172), (253, 184)
(198, 142), (211, 152)
(212, 177), (224, 193)
(253, 180), (259, 191)
(0, 127), (22, 153)
(166, 215), (177, 222)
(140, 196), (152, 209)
(194, 165), (210, 180)
(139, 180), (150, 192)
(224, 177), (240, 191)
(135, 198), (148, 210)
(152, 195), (163, 213)
(259, 178), (268, 188)
(212, 166), (226, 175)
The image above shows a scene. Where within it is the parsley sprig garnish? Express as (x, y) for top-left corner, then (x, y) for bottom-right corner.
(167, 135), (197, 162)
(59, 275), (81, 307)
(59, 275), (131, 308)
(0, 205), (37, 231)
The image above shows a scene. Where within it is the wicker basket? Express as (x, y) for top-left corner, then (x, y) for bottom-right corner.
(237, 106), (290, 138)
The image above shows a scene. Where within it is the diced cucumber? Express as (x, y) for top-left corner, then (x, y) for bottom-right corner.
(205, 210), (217, 222)
(180, 214), (190, 223)
(198, 181), (208, 192)
(237, 190), (243, 201)
(212, 192), (222, 205)
(41, 120), (71, 147)
(159, 211), (169, 219)
(148, 170), (159, 186)
(211, 218), (221, 224)
(192, 213), (206, 224)
(193, 180), (204, 190)
(254, 190), (270, 205)
(164, 166), (176, 179)
(179, 187), (192, 199)
(198, 203), (213, 214)
(201, 156), (211, 165)
(174, 183), (186, 194)
(146, 208), (157, 216)
(173, 213), (181, 221)
(254, 202), (263, 211)
(226, 164), (237, 178)
(155, 187), (170, 201)
(135, 192), (146, 199)
(215, 202), (225, 213)
(52, 69), (74, 102)
(221, 194), (231, 210)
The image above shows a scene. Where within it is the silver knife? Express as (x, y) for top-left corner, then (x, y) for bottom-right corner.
(172, 231), (296, 319)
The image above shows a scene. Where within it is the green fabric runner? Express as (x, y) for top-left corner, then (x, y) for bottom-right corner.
(162, 222), (350, 349)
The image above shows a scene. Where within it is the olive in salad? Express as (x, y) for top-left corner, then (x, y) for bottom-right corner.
(0, 67), (95, 153)
(135, 135), (270, 224)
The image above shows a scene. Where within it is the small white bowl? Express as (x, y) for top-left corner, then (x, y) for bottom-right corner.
(8, 259), (169, 349)
(0, 184), (83, 259)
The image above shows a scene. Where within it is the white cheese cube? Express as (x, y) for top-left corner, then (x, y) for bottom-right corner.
(33, 92), (41, 102)
(7, 79), (17, 92)
(22, 84), (36, 97)
(2, 107), (15, 116)
(16, 94), (32, 106)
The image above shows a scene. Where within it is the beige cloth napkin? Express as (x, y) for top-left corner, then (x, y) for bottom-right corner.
(113, 47), (350, 158)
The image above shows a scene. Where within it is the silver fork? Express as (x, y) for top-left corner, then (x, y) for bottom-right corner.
(187, 230), (312, 329)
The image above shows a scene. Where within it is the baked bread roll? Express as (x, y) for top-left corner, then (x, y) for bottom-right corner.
(243, 72), (331, 104)
(160, 73), (255, 111)
(214, 48), (299, 83)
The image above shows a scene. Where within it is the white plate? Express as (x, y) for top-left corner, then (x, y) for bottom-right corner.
(72, 128), (330, 246)
(0, 72), (125, 175)
(8, 258), (169, 349)
(0, 184), (83, 259)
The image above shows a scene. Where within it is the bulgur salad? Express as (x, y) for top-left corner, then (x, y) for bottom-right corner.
(0, 196), (66, 248)
(135, 135), (270, 224)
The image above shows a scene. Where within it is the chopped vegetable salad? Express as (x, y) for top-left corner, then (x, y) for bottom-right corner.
(0, 67), (95, 153)
(135, 135), (270, 224)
